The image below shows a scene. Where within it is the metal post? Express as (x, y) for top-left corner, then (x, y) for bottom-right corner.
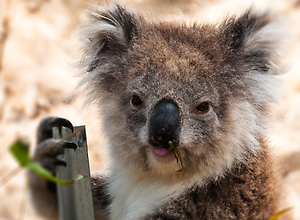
(53, 126), (95, 220)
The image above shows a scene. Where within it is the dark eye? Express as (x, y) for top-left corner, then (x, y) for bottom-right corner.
(131, 95), (143, 108)
(194, 102), (210, 114)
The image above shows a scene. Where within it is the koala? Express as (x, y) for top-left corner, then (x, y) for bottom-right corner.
(30, 3), (286, 220)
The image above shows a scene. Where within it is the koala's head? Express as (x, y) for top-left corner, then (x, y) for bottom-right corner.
(81, 4), (284, 182)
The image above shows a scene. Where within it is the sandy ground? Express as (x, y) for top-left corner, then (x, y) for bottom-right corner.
(0, 0), (300, 219)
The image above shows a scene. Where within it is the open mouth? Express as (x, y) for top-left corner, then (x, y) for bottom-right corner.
(151, 141), (184, 172)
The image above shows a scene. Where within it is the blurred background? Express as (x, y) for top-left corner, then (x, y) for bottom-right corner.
(0, 0), (300, 219)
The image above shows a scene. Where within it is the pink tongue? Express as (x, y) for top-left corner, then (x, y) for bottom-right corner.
(154, 148), (170, 156)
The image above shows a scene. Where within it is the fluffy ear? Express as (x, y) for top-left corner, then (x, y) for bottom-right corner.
(223, 11), (284, 75)
(80, 3), (137, 73)
(79, 4), (138, 96)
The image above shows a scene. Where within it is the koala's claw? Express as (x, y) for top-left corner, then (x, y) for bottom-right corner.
(36, 140), (77, 157)
(62, 141), (77, 151)
(36, 140), (77, 172)
(54, 160), (67, 167)
(37, 117), (74, 143)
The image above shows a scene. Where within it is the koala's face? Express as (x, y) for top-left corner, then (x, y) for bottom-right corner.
(121, 35), (225, 176)
(82, 5), (282, 180)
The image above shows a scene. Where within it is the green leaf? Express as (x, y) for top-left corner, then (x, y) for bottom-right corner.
(9, 137), (86, 186)
(27, 162), (86, 185)
(268, 207), (293, 220)
(168, 141), (184, 172)
(9, 139), (31, 167)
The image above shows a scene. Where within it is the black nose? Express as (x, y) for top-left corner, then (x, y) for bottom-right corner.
(149, 99), (180, 148)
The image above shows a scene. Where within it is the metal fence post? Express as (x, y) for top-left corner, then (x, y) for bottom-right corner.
(53, 126), (95, 220)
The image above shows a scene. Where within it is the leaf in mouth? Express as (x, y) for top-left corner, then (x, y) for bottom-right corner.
(168, 141), (184, 172)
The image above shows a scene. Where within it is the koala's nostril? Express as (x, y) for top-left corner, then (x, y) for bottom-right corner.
(151, 135), (162, 145)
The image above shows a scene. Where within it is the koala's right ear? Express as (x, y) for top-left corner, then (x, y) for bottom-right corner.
(80, 4), (137, 73)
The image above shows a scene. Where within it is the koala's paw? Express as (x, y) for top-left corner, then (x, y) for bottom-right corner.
(37, 117), (74, 143)
(34, 117), (76, 173)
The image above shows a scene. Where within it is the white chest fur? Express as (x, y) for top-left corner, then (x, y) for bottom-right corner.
(108, 170), (193, 220)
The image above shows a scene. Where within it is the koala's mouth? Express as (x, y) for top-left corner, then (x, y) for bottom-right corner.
(153, 147), (172, 156)
(151, 141), (184, 172)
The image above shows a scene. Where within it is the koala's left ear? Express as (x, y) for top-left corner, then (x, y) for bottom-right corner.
(80, 3), (137, 73)
(223, 11), (284, 75)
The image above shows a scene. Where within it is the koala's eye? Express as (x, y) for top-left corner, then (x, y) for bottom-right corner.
(131, 95), (143, 108)
(194, 102), (210, 114)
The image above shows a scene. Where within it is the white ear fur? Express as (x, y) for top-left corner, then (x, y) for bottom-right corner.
(244, 15), (287, 76)
(79, 4), (136, 73)
(223, 11), (287, 77)
(244, 15), (287, 106)
(223, 11), (288, 112)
